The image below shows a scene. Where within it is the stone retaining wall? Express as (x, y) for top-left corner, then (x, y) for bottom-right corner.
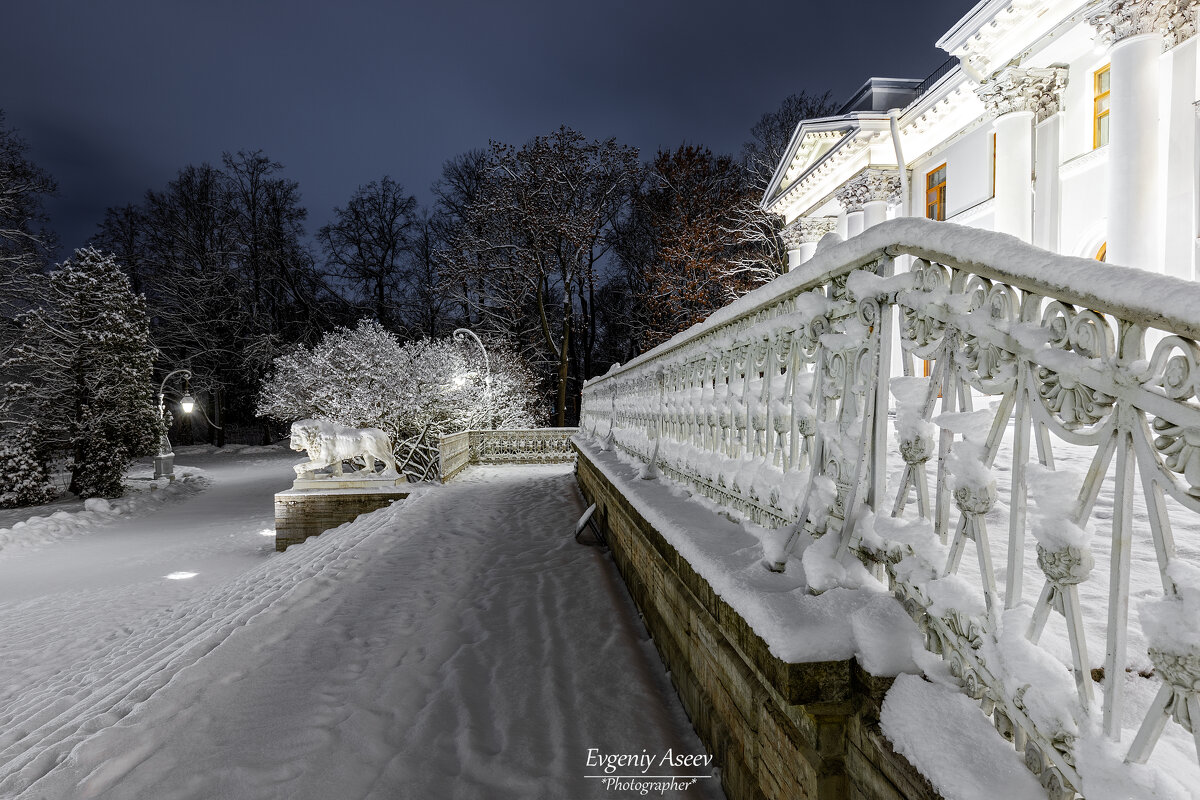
(274, 488), (409, 551)
(574, 445), (939, 800)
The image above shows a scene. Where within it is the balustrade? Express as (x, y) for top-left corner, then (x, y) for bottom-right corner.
(578, 218), (1200, 796)
(438, 428), (577, 481)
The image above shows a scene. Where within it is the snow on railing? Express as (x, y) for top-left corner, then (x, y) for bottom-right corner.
(438, 430), (473, 481)
(578, 218), (1200, 797)
(438, 428), (577, 481)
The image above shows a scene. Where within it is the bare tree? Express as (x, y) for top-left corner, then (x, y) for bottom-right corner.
(730, 90), (839, 282)
(0, 110), (57, 319)
(317, 176), (418, 328)
(741, 90), (838, 191)
(92, 204), (148, 295)
(610, 145), (775, 350)
(90, 154), (330, 443)
(442, 128), (639, 425)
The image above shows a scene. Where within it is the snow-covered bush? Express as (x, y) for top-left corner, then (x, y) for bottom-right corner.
(0, 425), (57, 508)
(4, 248), (160, 499)
(256, 320), (542, 447)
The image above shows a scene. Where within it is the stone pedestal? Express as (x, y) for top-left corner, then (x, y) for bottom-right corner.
(153, 453), (175, 481)
(274, 476), (409, 551)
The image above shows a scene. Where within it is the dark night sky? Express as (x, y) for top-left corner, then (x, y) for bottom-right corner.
(1, 1), (968, 254)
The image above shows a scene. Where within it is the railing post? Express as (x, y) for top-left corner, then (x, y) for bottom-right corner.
(868, 257), (895, 514)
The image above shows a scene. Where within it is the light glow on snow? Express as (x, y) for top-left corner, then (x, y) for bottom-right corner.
(165, 571), (198, 580)
(257, 528), (275, 537)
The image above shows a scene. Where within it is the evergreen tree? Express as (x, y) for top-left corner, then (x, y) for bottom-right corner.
(0, 424), (56, 508)
(6, 248), (160, 498)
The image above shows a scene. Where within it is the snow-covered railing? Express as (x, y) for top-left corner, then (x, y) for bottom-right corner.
(468, 428), (577, 464)
(438, 430), (473, 481)
(578, 218), (1200, 797)
(438, 428), (577, 481)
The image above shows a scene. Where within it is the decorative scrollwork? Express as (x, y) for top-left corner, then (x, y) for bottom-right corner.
(1035, 366), (1115, 429)
(1151, 417), (1200, 496)
(1036, 545), (1095, 586)
(1146, 335), (1200, 402)
(900, 434), (935, 465)
(1147, 650), (1200, 724)
(954, 482), (997, 516)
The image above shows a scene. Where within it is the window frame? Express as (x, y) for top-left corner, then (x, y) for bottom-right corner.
(926, 163), (947, 221)
(991, 133), (997, 199)
(1094, 65), (1111, 150)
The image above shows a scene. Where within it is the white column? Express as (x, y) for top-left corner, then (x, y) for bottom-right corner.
(976, 66), (1066, 244)
(1160, 36), (1196, 279)
(1088, 0), (1169, 270)
(797, 241), (818, 265)
(862, 169), (900, 229)
(846, 210), (865, 238)
(993, 111), (1034, 241)
(780, 217), (837, 271)
(835, 169), (896, 239)
(1109, 33), (1161, 270)
(862, 201), (887, 229)
(836, 211), (849, 241)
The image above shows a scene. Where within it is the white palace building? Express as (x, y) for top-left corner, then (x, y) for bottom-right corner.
(766, 0), (1200, 279)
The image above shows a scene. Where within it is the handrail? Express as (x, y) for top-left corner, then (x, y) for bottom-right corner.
(578, 218), (1200, 795)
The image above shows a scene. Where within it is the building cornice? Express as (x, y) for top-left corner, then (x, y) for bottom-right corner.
(1058, 143), (1110, 179)
(939, 0), (1090, 79)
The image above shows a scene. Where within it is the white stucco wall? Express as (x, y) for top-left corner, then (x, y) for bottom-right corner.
(908, 123), (994, 228)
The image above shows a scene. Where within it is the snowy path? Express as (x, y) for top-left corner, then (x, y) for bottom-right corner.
(6, 463), (722, 799)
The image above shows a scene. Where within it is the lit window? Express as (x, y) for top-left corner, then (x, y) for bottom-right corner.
(926, 164), (946, 221)
(1096, 243), (1107, 262)
(1094, 66), (1110, 149)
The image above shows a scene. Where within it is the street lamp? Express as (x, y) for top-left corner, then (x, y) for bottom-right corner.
(155, 368), (193, 480)
(453, 328), (494, 429)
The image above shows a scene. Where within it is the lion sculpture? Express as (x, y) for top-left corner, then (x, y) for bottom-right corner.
(289, 418), (398, 479)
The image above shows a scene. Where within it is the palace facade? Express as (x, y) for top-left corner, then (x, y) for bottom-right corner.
(765, 0), (1200, 278)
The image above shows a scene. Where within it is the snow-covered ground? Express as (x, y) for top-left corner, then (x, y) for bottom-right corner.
(0, 450), (723, 799)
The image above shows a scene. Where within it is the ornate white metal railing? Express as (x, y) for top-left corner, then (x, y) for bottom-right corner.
(438, 428), (577, 481)
(468, 428), (577, 464)
(578, 218), (1200, 797)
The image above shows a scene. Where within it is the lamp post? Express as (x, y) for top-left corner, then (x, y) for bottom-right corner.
(155, 368), (194, 480)
(453, 328), (494, 429)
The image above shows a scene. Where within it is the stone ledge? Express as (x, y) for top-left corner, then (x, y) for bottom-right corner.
(575, 450), (849, 706)
(573, 443), (940, 800)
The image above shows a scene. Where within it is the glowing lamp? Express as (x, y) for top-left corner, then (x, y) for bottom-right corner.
(180, 393), (195, 414)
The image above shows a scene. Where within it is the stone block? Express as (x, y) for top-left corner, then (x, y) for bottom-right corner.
(273, 487), (409, 551)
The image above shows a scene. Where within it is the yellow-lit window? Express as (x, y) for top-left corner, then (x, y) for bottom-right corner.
(1094, 66), (1110, 149)
(926, 164), (947, 221)
(1096, 243), (1107, 262)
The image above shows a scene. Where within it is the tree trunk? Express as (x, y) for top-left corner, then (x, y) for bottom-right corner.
(557, 309), (571, 427)
(215, 388), (225, 448)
